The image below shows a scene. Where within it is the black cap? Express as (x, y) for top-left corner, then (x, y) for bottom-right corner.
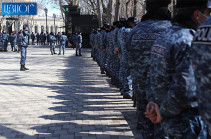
(119, 18), (127, 22)
(176, 0), (209, 8)
(145, 0), (171, 10)
(128, 17), (139, 24)
(103, 23), (110, 28)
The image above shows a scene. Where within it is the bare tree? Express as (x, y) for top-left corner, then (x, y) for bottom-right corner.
(126, 0), (130, 18)
(27, 15), (36, 33)
(133, 0), (137, 17)
(114, 0), (120, 21)
(107, 0), (113, 24)
(97, 0), (102, 26)
(0, 15), (6, 32)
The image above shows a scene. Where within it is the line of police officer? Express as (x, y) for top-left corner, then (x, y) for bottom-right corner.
(0, 30), (18, 52)
(90, 0), (211, 138)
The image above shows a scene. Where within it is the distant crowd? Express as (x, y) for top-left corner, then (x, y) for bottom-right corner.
(0, 31), (65, 52)
(0, 30), (84, 56)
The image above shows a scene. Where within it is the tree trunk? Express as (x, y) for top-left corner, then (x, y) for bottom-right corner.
(133, 0), (137, 17)
(97, 0), (102, 27)
(107, 0), (113, 24)
(59, 0), (65, 21)
(114, 0), (120, 21)
(126, 0), (131, 18)
(173, 0), (176, 17)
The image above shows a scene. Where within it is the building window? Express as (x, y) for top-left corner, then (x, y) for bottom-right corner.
(41, 26), (44, 33)
(35, 26), (38, 33)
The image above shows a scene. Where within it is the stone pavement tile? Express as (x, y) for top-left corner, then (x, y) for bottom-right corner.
(0, 46), (141, 139)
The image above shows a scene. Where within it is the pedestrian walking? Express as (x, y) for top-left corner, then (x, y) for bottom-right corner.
(49, 32), (57, 55)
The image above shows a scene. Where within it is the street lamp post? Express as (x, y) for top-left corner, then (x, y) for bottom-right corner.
(44, 7), (48, 33)
(53, 13), (56, 33)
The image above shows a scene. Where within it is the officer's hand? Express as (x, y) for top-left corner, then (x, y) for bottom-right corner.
(146, 102), (156, 113)
(151, 103), (162, 123)
(145, 102), (156, 120)
(114, 48), (119, 54)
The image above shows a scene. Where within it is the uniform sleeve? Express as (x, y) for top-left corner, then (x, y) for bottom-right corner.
(116, 30), (122, 51)
(79, 36), (82, 43)
(146, 72), (154, 102)
(159, 41), (196, 119)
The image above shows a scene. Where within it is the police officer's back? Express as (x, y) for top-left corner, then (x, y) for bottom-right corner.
(146, 0), (211, 138)
(192, 3), (211, 136)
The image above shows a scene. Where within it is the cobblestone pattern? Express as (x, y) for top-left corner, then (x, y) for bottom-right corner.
(0, 46), (141, 139)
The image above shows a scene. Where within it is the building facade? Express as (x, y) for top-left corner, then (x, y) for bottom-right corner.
(0, 0), (65, 34)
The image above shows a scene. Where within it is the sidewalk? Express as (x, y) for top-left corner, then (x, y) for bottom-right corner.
(0, 45), (141, 139)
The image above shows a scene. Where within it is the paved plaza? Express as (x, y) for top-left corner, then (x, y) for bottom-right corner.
(0, 45), (141, 139)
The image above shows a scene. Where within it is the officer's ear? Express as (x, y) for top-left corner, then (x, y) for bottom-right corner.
(192, 10), (201, 21)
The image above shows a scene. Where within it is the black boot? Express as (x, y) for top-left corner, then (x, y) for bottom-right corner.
(100, 68), (105, 74)
(58, 53), (61, 55)
(20, 65), (25, 71)
(115, 79), (120, 88)
(24, 65), (29, 70)
(111, 77), (116, 85)
(53, 49), (57, 54)
(101, 70), (105, 74)
(76, 53), (78, 56)
(79, 53), (82, 56)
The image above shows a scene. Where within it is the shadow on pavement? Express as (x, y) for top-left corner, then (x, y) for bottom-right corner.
(0, 48), (141, 138)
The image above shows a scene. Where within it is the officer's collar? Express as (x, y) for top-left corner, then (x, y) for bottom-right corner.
(141, 7), (171, 21)
(172, 14), (198, 30)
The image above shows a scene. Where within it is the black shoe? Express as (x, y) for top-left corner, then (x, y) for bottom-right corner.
(58, 53), (61, 55)
(111, 77), (116, 85)
(123, 93), (132, 99)
(115, 79), (120, 88)
(79, 54), (82, 56)
(54, 52), (57, 54)
(20, 65), (25, 71)
(76, 54), (78, 56)
(24, 65), (29, 70)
